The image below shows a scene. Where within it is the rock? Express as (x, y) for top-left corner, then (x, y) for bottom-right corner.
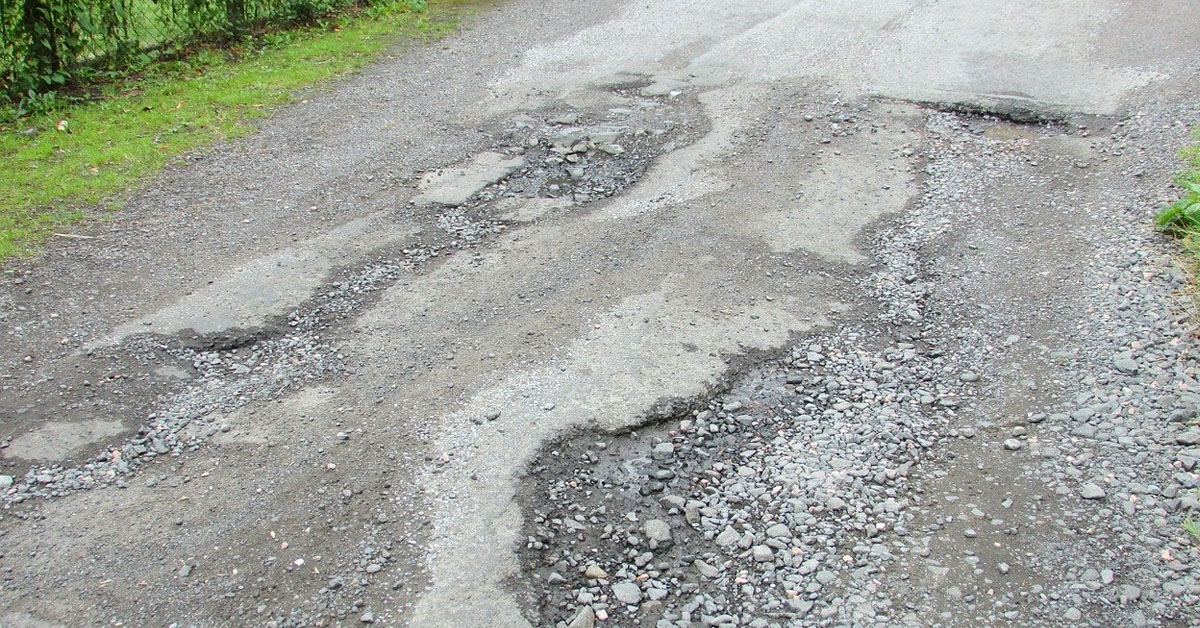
(584, 564), (607, 579)
(1080, 483), (1107, 500)
(1113, 356), (1139, 374)
(1177, 429), (1200, 446)
(765, 523), (791, 538)
(1064, 608), (1082, 621)
(693, 559), (720, 578)
(752, 545), (774, 562)
(0, 475), (12, 489)
(826, 496), (846, 510)
(612, 581), (642, 605)
(959, 371), (979, 382)
(652, 442), (675, 459)
(1119, 585), (1141, 604)
(660, 495), (686, 510)
(1003, 439), (1023, 451)
(567, 606), (595, 628)
(178, 565), (192, 578)
(643, 519), (672, 547)
(716, 527), (740, 547)
(360, 610), (374, 623)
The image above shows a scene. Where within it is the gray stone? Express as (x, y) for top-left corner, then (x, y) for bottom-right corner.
(1113, 356), (1139, 374)
(643, 519), (672, 547)
(766, 523), (791, 538)
(694, 559), (720, 578)
(716, 526), (740, 547)
(1120, 585), (1142, 604)
(612, 581), (642, 605)
(1177, 429), (1200, 446)
(1080, 483), (1107, 500)
(567, 606), (595, 628)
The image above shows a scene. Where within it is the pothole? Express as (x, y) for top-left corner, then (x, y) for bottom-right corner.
(0, 85), (706, 507)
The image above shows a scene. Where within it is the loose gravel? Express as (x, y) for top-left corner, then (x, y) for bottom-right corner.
(517, 109), (1200, 627)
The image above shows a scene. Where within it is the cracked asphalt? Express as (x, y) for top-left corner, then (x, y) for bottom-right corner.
(0, 1), (1197, 627)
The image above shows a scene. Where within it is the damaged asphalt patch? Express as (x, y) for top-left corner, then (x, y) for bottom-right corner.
(0, 1), (1197, 627)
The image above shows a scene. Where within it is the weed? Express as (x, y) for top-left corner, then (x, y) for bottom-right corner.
(1187, 518), (1200, 545)
(1154, 181), (1200, 234)
(1155, 131), (1200, 235)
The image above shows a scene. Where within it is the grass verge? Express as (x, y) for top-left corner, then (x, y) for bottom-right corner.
(0, 0), (482, 263)
(1160, 137), (1200, 546)
(1155, 129), (1200, 263)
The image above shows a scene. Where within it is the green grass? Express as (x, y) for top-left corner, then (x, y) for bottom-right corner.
(1155, 129), (1200, 244)
(1186, 517), (1200, 545)
(0, 0), (479, 263)
(1166, 139), (1200, 547)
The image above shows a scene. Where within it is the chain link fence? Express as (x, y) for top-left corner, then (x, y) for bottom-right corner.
(1, 0), (385, 105)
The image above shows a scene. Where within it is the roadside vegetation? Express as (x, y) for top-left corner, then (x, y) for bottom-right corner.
(1186, 515), (1200, 545)
(1158, 132), (1200, 547)
(0, 0), (479, 262)
(1155, 130), (1200, 261)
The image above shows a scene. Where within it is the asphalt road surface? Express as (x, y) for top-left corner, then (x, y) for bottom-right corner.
(0, 1), (1197, 627)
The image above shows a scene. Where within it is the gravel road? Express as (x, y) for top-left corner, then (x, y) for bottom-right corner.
(0, 1), (1197, 627)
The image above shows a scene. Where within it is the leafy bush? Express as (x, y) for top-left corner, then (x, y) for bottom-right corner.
(0, 0), (423, 106)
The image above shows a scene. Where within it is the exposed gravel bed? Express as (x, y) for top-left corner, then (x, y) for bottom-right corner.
(517, 109), (1200, 628)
